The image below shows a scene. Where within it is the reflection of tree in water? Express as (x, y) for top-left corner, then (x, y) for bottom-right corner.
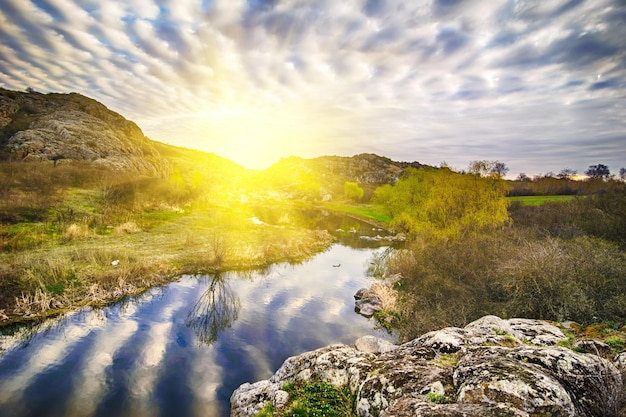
(185, 274), (240, 345)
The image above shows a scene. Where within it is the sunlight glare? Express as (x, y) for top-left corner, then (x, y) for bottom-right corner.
(183, 100), (350, 170)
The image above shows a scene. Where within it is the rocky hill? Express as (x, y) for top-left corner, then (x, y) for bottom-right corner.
(231, 315), (626, 417)
(0, 88), (167, 175)
(258, 154), (423, 201)
(0, 88), (423, 192)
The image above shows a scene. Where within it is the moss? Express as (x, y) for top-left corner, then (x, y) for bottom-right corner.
(254, 402), (275, 417)
(435, 353), (459, 368)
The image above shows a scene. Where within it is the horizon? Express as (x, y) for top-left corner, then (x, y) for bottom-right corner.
(0, 1), (625, 177)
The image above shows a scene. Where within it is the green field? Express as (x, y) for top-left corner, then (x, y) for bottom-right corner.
(325, 204), (392, 224)
(508, 195), (577, 206)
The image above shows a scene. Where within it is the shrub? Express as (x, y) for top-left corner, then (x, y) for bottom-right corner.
(382, 228), (626, 341)
(343, 181), (364, 202)
(114, 221), (141, 234)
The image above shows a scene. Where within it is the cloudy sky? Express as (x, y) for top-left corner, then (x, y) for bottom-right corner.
(0, 0), (624, 176)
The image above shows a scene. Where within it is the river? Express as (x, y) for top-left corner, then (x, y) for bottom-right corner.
(0, 240), (393, 417)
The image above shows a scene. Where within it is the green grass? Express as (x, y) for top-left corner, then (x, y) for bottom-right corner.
(267, 381), (356, 417)
(0, 200), (334, 325)
(507, 195), (576, 206)
(325, 204), (392, 224)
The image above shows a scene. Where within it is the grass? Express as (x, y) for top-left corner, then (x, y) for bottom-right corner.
(507, 195), (576, 206)
(256, 381), (356, 417)
(324, 203), (392, 224)
(0, 202), (334, 325)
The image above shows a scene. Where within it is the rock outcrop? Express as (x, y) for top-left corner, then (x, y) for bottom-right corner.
(0, 88), (167, 175)
(230, 315), (625, 417)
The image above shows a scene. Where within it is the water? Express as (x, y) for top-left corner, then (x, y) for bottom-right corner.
(0, 244), (392, 417)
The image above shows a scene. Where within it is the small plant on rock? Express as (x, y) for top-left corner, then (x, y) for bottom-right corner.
(426, 391), (446, 404)
(605, 335), (625, 351)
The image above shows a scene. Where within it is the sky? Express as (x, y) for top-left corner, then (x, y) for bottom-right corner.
(0, 0), (625, 177)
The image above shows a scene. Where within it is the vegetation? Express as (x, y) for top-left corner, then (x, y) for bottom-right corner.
(372, 163), (509, 241)
(255, 381), (356, 417)
(1, 142), (625, 345)
(0, 159), (333, 325)
(509, 163), (625, 196)
(507, 195), (576, 206)
(371, 172), (626, 341)
(323, 204), (391, 224)
(343, 181), (364, 202)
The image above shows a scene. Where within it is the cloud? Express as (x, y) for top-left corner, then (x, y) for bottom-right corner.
(0, 0), (624, 174)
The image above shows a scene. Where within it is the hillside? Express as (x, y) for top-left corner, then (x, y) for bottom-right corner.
(0, 88), (167, 175)
(0, 88), (424, 202)
(256, 154), (423, 201)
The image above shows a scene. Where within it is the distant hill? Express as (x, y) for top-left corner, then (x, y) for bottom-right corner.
(0, 88), (167, 176)
(257, 154), (423, 201)
(0, 88), (423, 199)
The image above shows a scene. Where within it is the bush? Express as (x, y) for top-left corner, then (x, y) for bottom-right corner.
(509, 190), (626, 246)
(383, 229), (626, 341)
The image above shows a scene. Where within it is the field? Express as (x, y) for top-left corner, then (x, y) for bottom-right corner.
(507, 195), (576, 205)
(324, 204), (392, 224)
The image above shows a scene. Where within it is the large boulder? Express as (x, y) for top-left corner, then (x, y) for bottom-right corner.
(230, 316), (625, 417)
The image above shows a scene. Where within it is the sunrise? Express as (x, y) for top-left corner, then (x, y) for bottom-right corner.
(1, 0), (624, 174)
(1, 1), (626, 417)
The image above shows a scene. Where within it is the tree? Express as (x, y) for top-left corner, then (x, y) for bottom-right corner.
(372, 166), (510, 240)
(585, 164), (611, 180)
(516, 173), (531, 182)
(468, 160), (509, 178)
(557, 168), (577, 180)
(343, 181), (364, 202)
(619, 167), (626, 182)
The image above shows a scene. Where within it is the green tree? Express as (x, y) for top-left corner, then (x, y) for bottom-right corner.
(373, 166), (509, 240)
(343, 181), (364, 202)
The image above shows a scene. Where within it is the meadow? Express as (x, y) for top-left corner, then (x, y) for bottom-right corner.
(0, 160), (333, 324)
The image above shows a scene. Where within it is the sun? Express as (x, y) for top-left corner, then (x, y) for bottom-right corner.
(175, 100), (353, 170)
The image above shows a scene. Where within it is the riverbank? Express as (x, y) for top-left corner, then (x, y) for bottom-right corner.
(0, 205), (334, 327)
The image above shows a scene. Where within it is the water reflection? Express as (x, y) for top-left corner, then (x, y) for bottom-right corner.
(185, 274), (241, 346)
(251, 206), (395, 248)
(0, 244), (393, 417)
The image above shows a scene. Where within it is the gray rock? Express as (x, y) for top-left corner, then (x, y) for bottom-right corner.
(380, 399), (527, 417)
(230, 316), (626, 417)
(572, 339), (613, 356)
(354, 288), (368, 300)
(355, 297), (382, 317)
(508, 317), (567, 345)
(1, 90), (168, 176)
(355, 335), (398, 354)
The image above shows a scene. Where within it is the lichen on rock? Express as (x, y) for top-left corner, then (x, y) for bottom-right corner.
(230, 316), (626, 417)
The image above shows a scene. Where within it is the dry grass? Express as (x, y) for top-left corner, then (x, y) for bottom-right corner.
(114, 221), (142, 234)
(0, 207), (334, 325)
(362, 282), (398, 311)
(62, 223), (91, 242)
